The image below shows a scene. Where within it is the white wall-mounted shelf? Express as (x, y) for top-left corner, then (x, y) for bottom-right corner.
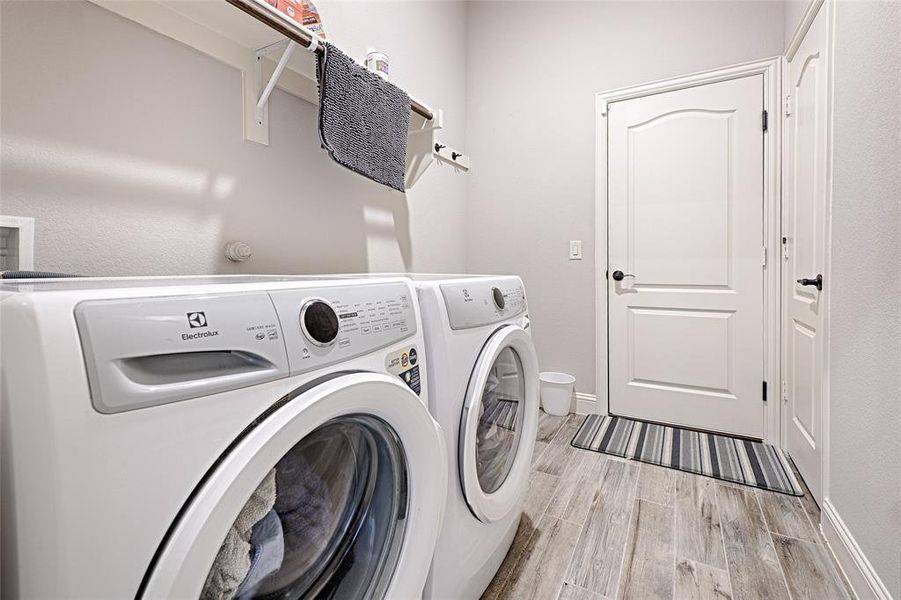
(92, 0), (331, 145)
(88, 0), (470, 184)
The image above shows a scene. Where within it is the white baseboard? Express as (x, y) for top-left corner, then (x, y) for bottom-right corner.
(821, 498), (893, 600)
(574, 392), (598, 415)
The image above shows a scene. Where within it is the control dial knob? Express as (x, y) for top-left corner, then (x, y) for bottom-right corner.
(300, 299), (340, 347)
(491, 287), (506, 310)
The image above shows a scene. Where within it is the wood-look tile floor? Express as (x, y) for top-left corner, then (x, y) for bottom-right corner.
(483, 412), (855, 600)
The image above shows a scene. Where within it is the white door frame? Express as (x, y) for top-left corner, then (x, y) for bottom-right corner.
(594, 57), (783, 443)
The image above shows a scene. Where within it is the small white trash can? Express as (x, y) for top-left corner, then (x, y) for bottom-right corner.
(539, 372), (575, 416)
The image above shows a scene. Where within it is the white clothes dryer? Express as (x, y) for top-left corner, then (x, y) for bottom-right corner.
(0, 275), (447, 600)
(412, 275), (540, 600)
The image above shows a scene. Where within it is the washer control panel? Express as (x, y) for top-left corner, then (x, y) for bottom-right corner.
(270, 282), (418, 374)
(75, 282), (420, 413)
(440, 277), (527, 330)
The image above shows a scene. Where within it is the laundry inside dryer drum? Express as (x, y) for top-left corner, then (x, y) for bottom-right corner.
(201, 416), (408, 600)
(475, 347), (525, 494)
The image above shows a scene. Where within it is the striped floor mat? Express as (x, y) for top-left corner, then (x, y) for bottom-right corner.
(571, 415), (803, 496)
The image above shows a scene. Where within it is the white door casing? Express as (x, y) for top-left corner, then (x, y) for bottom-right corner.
(783, 3), (829, 505)
(606, 75), (767, 438)
(459, 326), (539, 523)
(140, 373), (448, 599)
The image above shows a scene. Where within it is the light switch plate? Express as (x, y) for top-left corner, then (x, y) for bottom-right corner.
(569, 240), (582, 260)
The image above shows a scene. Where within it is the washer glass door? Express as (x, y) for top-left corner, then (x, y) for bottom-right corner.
(140, 374), (447, 600)
(200, 415), (405, 600)
(460, 326), (539, 523)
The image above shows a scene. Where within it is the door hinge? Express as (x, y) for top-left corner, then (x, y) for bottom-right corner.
(784, 95), (792, 117)
(605, 269), (609, 280)
(782, 380), (788, 402)
(762, 381), (768, 402)
(762, 246), (767, 269)
(762, 110), (769, 132)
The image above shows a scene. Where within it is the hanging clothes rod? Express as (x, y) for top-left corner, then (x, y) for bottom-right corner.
(225, 0), (435, 121)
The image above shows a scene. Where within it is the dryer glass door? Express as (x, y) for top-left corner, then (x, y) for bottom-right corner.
(141, 373), (447, 600)
(460, 326), (539, 523)
(474, 346), (525, 494)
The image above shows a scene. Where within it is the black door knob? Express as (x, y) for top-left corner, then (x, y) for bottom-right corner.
(611, 270), (634, 282)
(797, 274), (823, 291)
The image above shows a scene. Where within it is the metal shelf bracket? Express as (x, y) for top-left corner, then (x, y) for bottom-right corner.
(255, 39), (298, 125)
(246, 36), (320, 146)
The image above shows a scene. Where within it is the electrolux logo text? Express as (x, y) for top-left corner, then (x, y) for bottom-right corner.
(183, 311), (219, 341)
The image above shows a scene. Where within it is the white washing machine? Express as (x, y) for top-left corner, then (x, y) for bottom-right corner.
(413, 275), (540, 600)
(0, 275), (448, 599)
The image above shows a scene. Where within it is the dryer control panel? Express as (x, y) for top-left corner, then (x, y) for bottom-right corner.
(440, 277), (527, 330)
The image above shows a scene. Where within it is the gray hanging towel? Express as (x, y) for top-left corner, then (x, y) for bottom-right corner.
(316, 42), (410, 192)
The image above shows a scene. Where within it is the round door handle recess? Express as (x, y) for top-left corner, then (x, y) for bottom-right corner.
(797, 274), (823, 291)
(611, 270), (635, 282)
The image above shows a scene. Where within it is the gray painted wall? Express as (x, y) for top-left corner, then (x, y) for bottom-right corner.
(0, 0), (468, 276)
(464, 1), (785, 396)
(784, 0), (810, 45)
(829, 1), (901, 595)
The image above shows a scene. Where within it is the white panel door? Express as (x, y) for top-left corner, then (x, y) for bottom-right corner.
(784, 6), (829, 504)
(607, 75), (765, 438)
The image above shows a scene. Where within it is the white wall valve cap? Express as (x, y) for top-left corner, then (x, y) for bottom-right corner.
(224, 240), (253, 262)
